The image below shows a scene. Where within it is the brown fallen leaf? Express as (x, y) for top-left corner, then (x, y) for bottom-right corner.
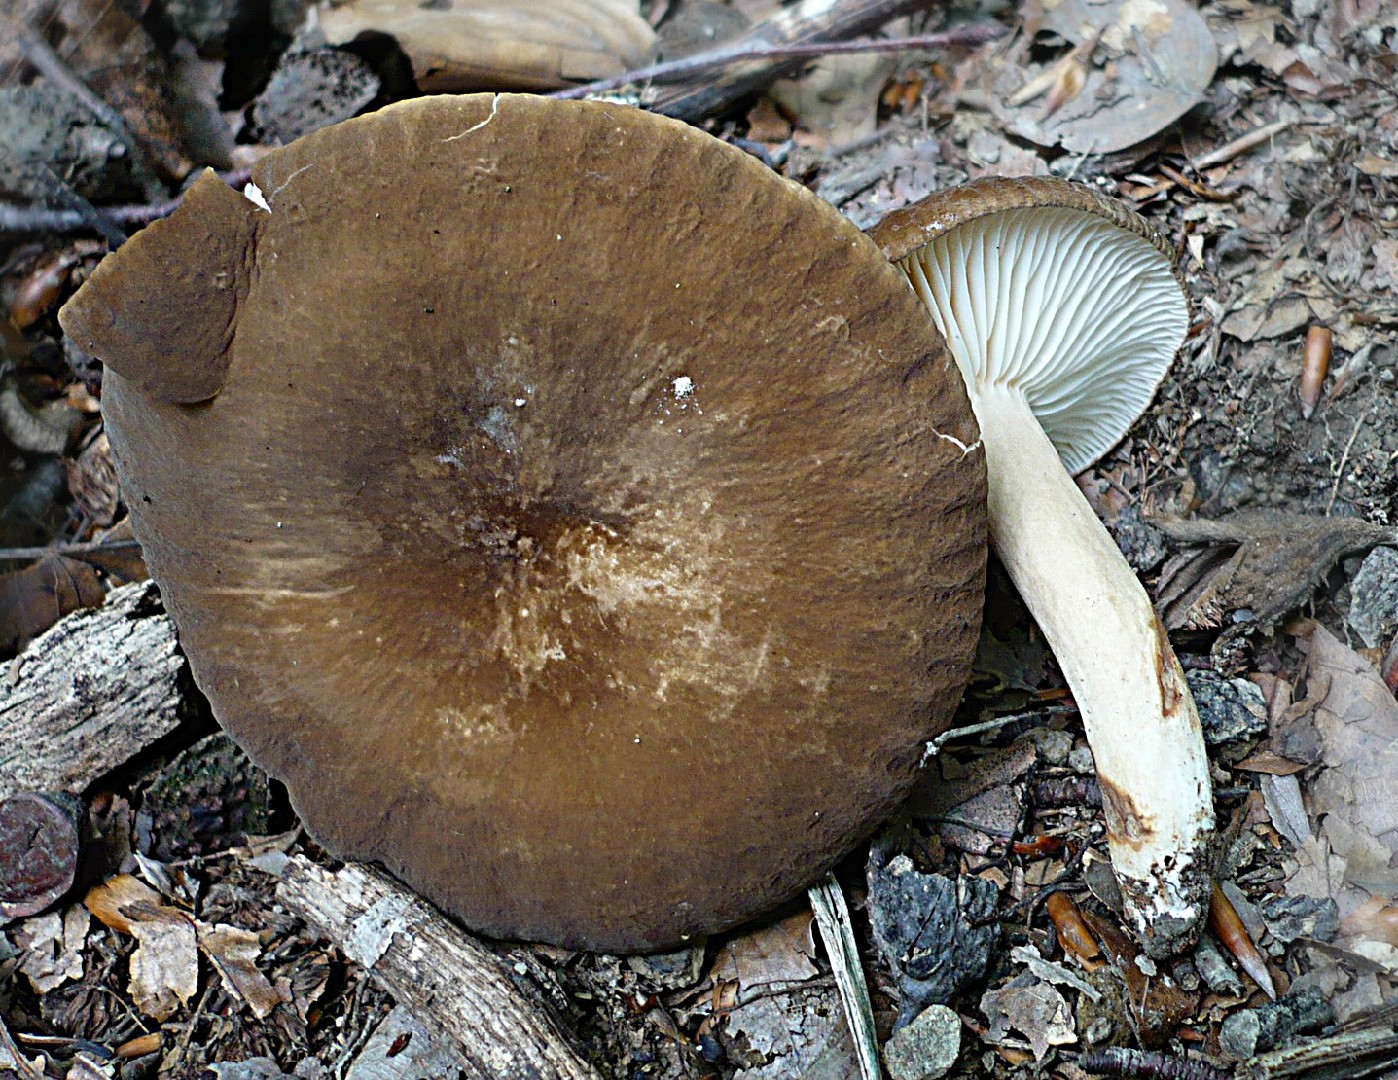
(85, 874), (199, 1021)
(1304, 626), (1398, 883)
(992, 0), (1217, 154)
(1077, 906), (1198, 1047)
(707, 910), (855, 1078)
(1235, 750), (1308, 775)
(12, 906), (88, 993)
(0, 555), (105, 655)
(769, 21), (907, 148)
(710, 910), (819, 996)
(197, 923), (286, 1019)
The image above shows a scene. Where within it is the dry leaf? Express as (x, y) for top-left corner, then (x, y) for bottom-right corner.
(980, 977), (1076, 1061)
(317, 0), (656, 92)
(12, 905), (88, 993)
(708, 913), (851, 1078)
(1260, 772), (1311, 850)
(1283, 627), (1398, 926)
(1306, 626), (1398, 864)
(0, 555), (105, 655)
(769, 21), (904, 149)
(710, 911), (818, 993)
(198, 923), (285, 1019)
(85, 874), (199, 1020)
(1153, 512), (1396, 635)
(994, 0), (1217, 154)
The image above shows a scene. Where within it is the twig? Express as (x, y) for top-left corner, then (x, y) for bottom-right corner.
(1079, 1046), (1230, 1080)
(808, 874), (881, 1080)
(259, 855), (599, 1080)
(1194, 120), (1293, 169)
(0, 168), (254, 238)
(30, 168), (128, 248)
(1237, 1006), (1398, 1080)
(607, 0), (1001, 122)
(169, 980), (216, 1072)
(0, 538), (142, 562)
(1325, 409), (1367, 516)
(925, 704), (1075, 757)
(17, 27), (164, 202)
(552, 26), (1007, 104)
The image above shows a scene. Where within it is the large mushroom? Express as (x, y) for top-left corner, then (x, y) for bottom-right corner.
(871, 177), (1213, 954)
(60, 94), (987, 952)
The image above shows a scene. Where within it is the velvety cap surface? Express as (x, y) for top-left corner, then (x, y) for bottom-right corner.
(61, 94), (986, 951)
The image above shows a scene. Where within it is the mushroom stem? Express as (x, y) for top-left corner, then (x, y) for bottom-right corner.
(971, 380), (1213, 954)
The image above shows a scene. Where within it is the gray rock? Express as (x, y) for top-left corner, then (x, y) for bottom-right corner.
(1193, 934), (1243, 996)
(1067, 744), (1095, 774)
(1187, 669), (1268, 744)
(253, 49), (380, 146)
(867, 845), (998, 1025)
(207, 1060), (295, 1080)
(883, 1004), (961, 1080)
(1260, 894), (1340, 944)
(1024, 727), (1072, 767)
(1347, 546), (1398, 648)
(1112, 505), (1169, 572)
(1219, 985), (1333, 1059)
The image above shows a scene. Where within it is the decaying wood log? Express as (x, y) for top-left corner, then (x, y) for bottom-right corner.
(258, 853), (600, 1080)
(0, 580), (186, 799)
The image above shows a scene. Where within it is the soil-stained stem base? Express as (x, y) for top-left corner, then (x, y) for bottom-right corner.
(972, 381), (1213, 955)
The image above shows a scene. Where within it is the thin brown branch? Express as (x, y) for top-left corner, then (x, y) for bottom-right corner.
(0, 538), (142, 562)
(573, 0), (1004, 122)
(0, 168), (254, 238)
(552, 25), (1007, 105)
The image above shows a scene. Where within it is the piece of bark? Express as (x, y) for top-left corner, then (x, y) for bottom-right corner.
(1237, 1011), (1398, 1079)
(648, 0), (929, 121)
(0, 580), (185, 800)
(1152, 512), (1397, 634)
(258, 853), (599, 1080)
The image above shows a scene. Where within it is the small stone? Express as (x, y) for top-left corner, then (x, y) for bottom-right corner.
(1347, 546), (1398, 648)
(1194, 934), (1244, 996)
(883, 1004), (961, 1080)
(1187, 670), (1268, 745)
(867, 845), (998, 1024)
(1112, 506), (1169, 572)
(1219, 985), (1333, 1059)
(1260, 894), (1340, 944)
(1025, 728), (1072, 767)
(1068, 744), (1095, 774)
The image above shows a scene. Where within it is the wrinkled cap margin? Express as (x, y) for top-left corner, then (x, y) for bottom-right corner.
(60, 93), (987, 952)
(870, 177), (1189, 475)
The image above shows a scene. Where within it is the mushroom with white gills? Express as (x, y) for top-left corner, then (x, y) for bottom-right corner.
(871, 176), (1213, 956)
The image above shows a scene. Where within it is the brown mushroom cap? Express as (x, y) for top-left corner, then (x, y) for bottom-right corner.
(60, 94), (985, 952)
